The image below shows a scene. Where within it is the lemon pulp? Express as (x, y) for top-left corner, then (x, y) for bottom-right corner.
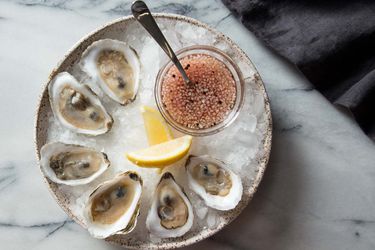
(126, 135), (192, 167)
(141, 105), (173, 146)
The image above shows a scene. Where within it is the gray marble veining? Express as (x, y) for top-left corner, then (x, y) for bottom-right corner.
(0, 0), (374, 249)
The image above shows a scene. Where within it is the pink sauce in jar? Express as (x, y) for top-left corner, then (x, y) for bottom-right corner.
(161, 54), (236, 129)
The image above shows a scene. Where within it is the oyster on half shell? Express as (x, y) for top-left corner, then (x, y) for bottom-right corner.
(48, 72), (113, 135)
(146, 172), (193, 238)
(80, 39), (140, 105)
(84, 171), (143, 239)
(40, 142), (110, 186)
(185, 155), (243, 211)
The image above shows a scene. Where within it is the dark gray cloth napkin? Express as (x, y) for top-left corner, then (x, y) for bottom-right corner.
(222, 0), (375, 140)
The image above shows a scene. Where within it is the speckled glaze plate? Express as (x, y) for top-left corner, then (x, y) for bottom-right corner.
(34, 14), (272, 249)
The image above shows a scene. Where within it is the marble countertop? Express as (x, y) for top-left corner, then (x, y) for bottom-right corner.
(0, 0), (374, 249)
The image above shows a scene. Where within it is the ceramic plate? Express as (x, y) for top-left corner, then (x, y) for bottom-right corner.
(34, 14), (272, 249)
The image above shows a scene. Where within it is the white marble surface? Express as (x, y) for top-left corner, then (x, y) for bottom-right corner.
(0, 0), (374, 249)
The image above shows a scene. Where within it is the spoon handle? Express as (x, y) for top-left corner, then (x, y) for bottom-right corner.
(131, 0), (190, 84)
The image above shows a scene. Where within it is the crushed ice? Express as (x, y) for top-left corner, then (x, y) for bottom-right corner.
(45, 19), (269, 242)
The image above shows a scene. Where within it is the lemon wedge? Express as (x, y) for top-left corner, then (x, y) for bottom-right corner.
(141, 105), (173, 146)
(127, 135), (192, 167)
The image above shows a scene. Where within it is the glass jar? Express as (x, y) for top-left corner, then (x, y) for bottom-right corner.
(155, 45), (245, 136)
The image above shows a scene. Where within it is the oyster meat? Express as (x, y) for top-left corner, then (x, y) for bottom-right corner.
(40, 142), (110, 186)
(48, 72), (113, 135)
(146, 172), (193, 238)
(185, 155), (243, 211)
(80, 39), (140, 105)
(84, 171), (143, 239)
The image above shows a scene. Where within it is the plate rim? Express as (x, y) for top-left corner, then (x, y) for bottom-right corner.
(34, 13), (273, 249)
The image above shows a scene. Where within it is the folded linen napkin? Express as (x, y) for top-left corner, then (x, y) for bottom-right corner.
(222, 0), (375, 140)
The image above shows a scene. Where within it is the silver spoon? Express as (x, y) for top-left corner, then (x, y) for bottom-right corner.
(131, 0), (191, 85)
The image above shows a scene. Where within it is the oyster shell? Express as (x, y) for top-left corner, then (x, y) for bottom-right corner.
(40, 142), (110, 186)
(80, 39), (140, 105)
(146, 172), (193, 238)
(84, 171), (143, 239)
(185, 155), (243, 211)
(48, 72), (113, 135)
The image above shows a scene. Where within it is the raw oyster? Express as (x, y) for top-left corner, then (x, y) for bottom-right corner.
(48, 72), (113, 135)
(80, 39), (140, 105)
(40, 142), (110, 186)
(185, 155), (243, 211)
(146, 172), (193, 238)
(84, 171), (143, 239)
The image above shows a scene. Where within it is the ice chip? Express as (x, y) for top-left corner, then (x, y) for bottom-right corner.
(196, 206), (208, 220)
(206, 211), (218, 229)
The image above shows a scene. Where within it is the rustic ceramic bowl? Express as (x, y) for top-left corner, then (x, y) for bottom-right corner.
(34, 14), (272, 249)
